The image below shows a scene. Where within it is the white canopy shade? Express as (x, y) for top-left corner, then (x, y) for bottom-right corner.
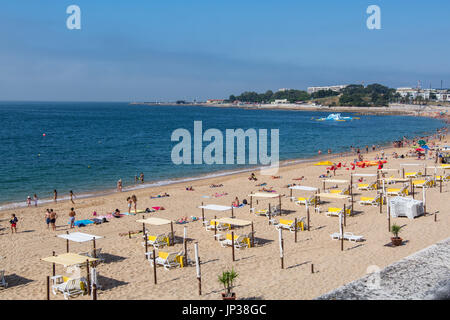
(42, 253), (98, 267)
(323, 179), (349, 184)
(136, 217), (172, 226)
(198, 204), (232, 211)
(315, 193), (351, 200)
(288, 186), (318, 191)
(216, 217), (251, 227)
(57, 232), (103, 243)
(352, 173), (378, 177)
(248, 193), (280, 198)
(400, 163), (424, 166)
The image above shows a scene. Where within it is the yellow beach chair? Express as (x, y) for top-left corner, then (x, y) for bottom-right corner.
(51, 276), (87, 300)
(148, 251), (183, 270)
(405, 172), (422, 178)
(295, 195), (317, 206)
(359, 194), (383, 206)
(326, 207), (352, 217)
(357, 182), (377, 191)
(219, 233), (248, 249)
(436, 173), (450, 182)
(412, 177), (434, 188)
(275, 218), (307, 232)
(204, 220), (230, 231)
(142, 233), (169, 248)
(386, 185), (409, 196)
(328, 187), (349, 195)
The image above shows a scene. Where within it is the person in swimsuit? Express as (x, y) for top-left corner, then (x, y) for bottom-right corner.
(69, 208), (76, 228)
(131, 195), (137, 214)
(26, 196), (31, 207)
(69, 190), (75, 204)
(45, 209), (51, 229)
(53, 189), (58, 203)
(127, 197), (133, 213)
(33, 194), (38, 207)
(117, 179), (122, 192)
(49, 209), (57, 231)
(112, 209), (121, 218)
(10, 214), (18, 233)
(140, 172), (144, 184)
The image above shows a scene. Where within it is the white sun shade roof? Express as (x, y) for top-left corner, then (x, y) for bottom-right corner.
(352, 174), (378, 177)
(136, 217), (172, 225)
(216, 217), (251, 226)
(315, 193), (351, 200)
(288, 186), (318, 191)
(57, 232), (103, 243)
(248, 193), (280, 198)
(198, 204), (232, 211)
(323, 179), (349, 184)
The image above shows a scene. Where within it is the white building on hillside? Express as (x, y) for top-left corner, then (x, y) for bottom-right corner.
(307, 85), (348, 94)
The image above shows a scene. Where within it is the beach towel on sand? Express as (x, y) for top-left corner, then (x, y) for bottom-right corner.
(71, 219), (94, 227)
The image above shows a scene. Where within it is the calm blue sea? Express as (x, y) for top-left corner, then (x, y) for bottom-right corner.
(0, 102), (446, 209)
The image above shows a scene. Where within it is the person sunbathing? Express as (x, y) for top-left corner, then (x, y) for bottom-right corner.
(259, 187), (275, 193)
(248, 173), (258, 181)
(210, 184), (223, 188)
(292, 176), (305, 181)
(186, 186), (194, 191)
(112, 209), (121, 218)
(271, 176), (281, 179)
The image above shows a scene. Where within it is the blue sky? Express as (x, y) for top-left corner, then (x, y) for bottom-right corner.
(0, 0), (449, 101)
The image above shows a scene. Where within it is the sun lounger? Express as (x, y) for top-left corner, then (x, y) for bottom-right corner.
(328, 187), (349, 195)
(51, 276), (87, 300)
(254, 205), (280, 217)
(330, 232), (364, 242)
(405, 172), (422, 178)
(0, 270), (7, 288)
(326, 206), (352, 217)
(359, 194), (383, 206)
(79, 248), (105, 263)
(204, 220), (230, 231)
(386, 185), (409, 196)
(436, 173), (450, 182)
(142, 233), (169, 248)
(294, 195), (317, 206)
(147, 251), (183, 270)
(357, 182), (377, 191)
(412, 177), (434, 188)
(219, 233), (249, 249)
(275, 218), (307, 232)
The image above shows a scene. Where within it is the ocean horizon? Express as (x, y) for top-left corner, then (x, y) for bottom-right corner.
(0, 101), (446, 210)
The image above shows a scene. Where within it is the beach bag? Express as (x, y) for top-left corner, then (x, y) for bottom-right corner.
(242, 199), (248, 205)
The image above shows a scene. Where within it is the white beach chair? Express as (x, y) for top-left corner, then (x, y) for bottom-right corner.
(357, 182), (377, 191)
(386, 185), (409, 197)
(412, 177), (435, 188)
(325, 206), (352, 217)
(295, 195), (317, 206)
(275, 218), (307, 232)
(51, 276), (87, 300)
(79, 248), (105, 263)
(405, 172), (422, 178)
(204, 220), (230, 232)
(142, 233), (168, 248)
(330, 232), (364, 242)
(219, 234), (248, 249)
(359, 194), (382, 207)
(435, 173), (450, 182)
(328, 187), (350, 195)
(0, 270), (7, 289)
(147, 251), (182, 270)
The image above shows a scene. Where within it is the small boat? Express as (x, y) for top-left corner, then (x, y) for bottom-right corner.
(316, 113), (354, 122)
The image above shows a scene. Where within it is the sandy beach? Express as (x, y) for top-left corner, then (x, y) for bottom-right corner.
(0, 132), (449, 300)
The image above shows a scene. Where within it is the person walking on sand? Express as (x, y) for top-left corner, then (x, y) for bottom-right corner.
(366, 145), (369, 154)
(10, 214), (18, 233)
(131, 195), (138, 214)
(49, 209), (57, 231)
(69, 208), (76, 228)
(53, 189), (58, 203)
(140, 172), (144, 184)
(33, 194), (38, 207)
(69, 190), (75, 204)
(45, 209), (51, 229)
(26, 196), (31, 207)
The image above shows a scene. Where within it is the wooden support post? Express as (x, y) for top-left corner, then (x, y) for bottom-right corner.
(279, 195), (282, 215)
(307, 206), (310, 231)
(440, 179), (442, 193)
(128, 231), (131, 239)
(281, 239), (284, 269)
(194, 243), (201, 295)
(412, 183), (415, 199)
(251, 222), (255, 248)
(379, 192), (383, 214)
(201, 202), (205, 221)
(231, 205), (234, 218)
(92, 283), (97, 300)
(323, 180), (326, 192)
(231, 231), (235, 262)
(311, 264), (314, 274)
(268, 203), (271, 225)
(402, 167), (405, 178)
(93, 238), (97, 258)
(145, 236), (148, 260)
(170, 221), (174, 246)
(153, 249), (157, 285)
(376, 171), (379, 190)
(52, 251), (56, 276)
(66, 231), (69, 253)
(290, 189), (293, 202)
(86, 259), (91, 296)
(435, 212), (437, 222)
(294, 218), (298, 243)
(214, 215), (217, 236)
(250, 196), (253, 213)
(343, 204), (346, 227)
(46, 276), (50, 300)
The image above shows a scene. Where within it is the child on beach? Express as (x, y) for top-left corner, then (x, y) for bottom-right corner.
(10, 214), (18, 233)
(26, 196), (31, 207)
(131, 195), (137, 214)
(127, 197), (133, 213)
(53, 189), (57, 203)
(69, 190), (75, 204)
(33, 194), (38, 207)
